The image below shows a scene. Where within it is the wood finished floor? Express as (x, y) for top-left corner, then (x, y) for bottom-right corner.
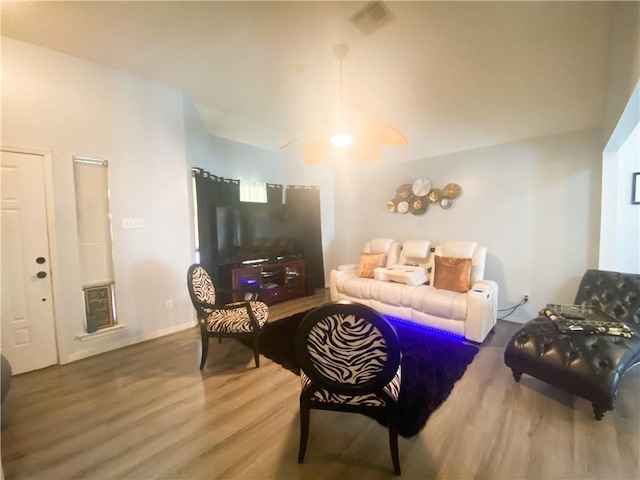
(1, 289), (639, 479)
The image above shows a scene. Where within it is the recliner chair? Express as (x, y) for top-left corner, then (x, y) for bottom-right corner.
(335, 238), (402, 274)
(430, 240), (486, 287)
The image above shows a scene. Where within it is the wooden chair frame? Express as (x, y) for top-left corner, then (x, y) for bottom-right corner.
(187, 264), (265, 369)
(295, 301), (402, 475)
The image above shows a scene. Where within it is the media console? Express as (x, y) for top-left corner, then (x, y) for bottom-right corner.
(219, 258), (306, 306)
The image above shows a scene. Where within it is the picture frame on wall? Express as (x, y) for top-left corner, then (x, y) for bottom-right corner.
(633, 172), (640, 205)
(83, 283), (115, 333)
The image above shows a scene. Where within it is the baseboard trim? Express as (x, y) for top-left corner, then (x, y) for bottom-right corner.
(64, 321), (196, 364)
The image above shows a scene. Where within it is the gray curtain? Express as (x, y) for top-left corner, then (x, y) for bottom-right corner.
(285, 185), (324, 295)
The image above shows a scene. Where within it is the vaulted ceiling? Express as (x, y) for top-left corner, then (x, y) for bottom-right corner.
(1, 1), (612, 163)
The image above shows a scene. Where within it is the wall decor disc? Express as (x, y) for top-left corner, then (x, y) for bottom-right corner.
(395, 184), (413, 201)
(428, 188), (443, 204)
(412, 178), (431, 197)
(440, 197), (454, 209)
(397, 201), (409, 214)
(387, 199), (398, 213)
(409, 198), (428, 215)
(443, 183), (462, 199)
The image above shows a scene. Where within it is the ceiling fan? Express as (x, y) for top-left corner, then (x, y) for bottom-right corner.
(280, 44), (407, 165)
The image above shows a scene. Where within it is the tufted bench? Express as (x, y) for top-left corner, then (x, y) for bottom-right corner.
(504, 270), (640, 419)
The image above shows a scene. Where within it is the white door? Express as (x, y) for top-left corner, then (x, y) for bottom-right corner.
(1, 150), (58, 374)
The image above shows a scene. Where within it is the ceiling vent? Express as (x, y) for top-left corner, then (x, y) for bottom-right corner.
(349, 1), (396, 35)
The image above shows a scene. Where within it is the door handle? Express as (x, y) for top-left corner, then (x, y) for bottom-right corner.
(36, 257), (46, 264)
(37, 271), (47, 279)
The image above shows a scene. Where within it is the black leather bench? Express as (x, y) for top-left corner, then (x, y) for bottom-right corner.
(504, 270), (640, 419)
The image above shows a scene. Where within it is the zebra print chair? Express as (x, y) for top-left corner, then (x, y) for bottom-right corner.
(295, 301), (402, 475)
(187, 264), (268, 369)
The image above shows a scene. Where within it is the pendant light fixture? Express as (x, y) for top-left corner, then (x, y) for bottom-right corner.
(281, 43), (407, 165)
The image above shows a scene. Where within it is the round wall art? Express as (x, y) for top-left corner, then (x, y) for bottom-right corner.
(387, 178), (462, 215)
(443, 183), (462, 199)
(412, 178), (431, 197)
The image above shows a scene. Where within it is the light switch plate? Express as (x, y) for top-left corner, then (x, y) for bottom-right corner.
(122, 218), (144, 229)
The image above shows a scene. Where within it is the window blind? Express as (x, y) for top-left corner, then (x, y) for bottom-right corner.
(73, 157), (114, 286)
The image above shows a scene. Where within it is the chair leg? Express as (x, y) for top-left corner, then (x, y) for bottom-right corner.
(388, 407), (401, 475)
(252, 331), (260, 368)
(298, 398), (310, 463)
(199, 327), (209, 370)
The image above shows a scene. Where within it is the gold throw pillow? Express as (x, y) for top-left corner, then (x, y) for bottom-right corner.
(357, 252), (387, 278)
(433, 256), (472, 293)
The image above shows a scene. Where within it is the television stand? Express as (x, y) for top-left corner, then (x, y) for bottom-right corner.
(229, 258), (306, 306)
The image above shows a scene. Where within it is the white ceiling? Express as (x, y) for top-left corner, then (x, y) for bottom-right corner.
(1, 1), (612, 163)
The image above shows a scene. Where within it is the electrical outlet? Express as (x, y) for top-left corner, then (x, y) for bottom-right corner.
(523, 293), (529, 303)
(165, 300), (173, 310)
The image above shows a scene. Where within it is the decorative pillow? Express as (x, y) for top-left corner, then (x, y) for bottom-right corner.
(357, 252), (387, 278)
(433, 256), (472, 293)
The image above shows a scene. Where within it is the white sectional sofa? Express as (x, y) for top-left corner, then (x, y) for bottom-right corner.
(329, 238), (499, 343)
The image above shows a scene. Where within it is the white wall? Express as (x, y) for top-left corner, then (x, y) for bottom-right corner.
(602, 2), (640, 146)
(331, 130), (602, 323)
(599, 1), (640, 274)
(615, 122), (640, 272)
(601, 120), (640, 273)
(2, 37), (194, 363)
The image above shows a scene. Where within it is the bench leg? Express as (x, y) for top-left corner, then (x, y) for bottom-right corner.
(592, 403), (607, 420)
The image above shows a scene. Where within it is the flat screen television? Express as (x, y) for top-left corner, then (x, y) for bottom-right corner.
(216, 202), (303, 264)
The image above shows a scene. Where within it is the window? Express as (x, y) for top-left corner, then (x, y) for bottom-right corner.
(192, 175), (200, 263)
(73, 157), (116, 333)
(239, 182), (267, 203)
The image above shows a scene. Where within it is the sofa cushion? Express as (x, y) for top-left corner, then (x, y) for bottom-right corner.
(370, 280), (420, 307)
(335, 272), (375, 299)
(399, 240), (431, 265)
(410, 286), (468, 320)
(368, 238), (395, 253)
(357, 252), (388, 278)
(437, 241), (477, 258)
(573, 269), (640, 327)
(433, 256), (472, 293)
(363, 238), (401, 267)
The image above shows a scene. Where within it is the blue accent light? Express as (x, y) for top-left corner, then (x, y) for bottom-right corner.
(385, 315), (466, 342)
